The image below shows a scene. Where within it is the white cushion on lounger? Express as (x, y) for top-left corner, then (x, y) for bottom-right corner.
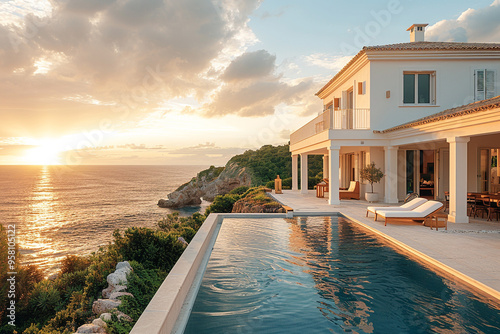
(377, 201), (443, 218)
(367, 198), (427, 214)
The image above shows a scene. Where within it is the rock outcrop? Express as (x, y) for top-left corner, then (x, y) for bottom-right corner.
(75, 261), (134, 334)
(158, 163), (252, 208)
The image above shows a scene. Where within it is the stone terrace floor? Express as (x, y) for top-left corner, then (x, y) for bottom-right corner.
(269, 190), (500, 298)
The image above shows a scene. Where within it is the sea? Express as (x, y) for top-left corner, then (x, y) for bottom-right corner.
(0, 165), (208, 276)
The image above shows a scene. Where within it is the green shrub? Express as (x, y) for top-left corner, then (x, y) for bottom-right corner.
(204, 194), (241, 215)
(308, 176), (322, 189)
(27, 281), (62, 321)
(282, 177), (292, 189)
(157, 212), (205, 243)
(229, 186), (249, 195)
(113, 228), (185, 271)
(60, 255), (91, 275)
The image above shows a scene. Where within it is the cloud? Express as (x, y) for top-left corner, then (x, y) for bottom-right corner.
(203, 49), (317, 117)
(221, 49), (276, 82)
(0, 144), (35, 156)
(426, 0), (500, 42)
(304, 53), (352, 71)
(0, 0), (263, 137)
(166, 143), (246, 157)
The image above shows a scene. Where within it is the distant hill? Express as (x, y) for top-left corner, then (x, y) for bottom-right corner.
(229, 144), (323, 186)
(159, 144), (324, 208)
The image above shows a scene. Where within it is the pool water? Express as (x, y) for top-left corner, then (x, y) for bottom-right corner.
(184, 216), (500, 333)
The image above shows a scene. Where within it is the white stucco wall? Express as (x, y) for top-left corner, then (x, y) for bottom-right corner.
(370, 59), (500, 131)
(323, 62), (371, 110)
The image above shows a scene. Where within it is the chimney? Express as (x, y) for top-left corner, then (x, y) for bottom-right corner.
(407, 24), (428, 42)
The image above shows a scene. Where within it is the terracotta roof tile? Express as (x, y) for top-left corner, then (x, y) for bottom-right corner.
(375, 95), (500, 134)
(365, 41), (500, 51)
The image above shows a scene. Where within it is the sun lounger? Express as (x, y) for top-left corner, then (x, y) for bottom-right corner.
(366, 198), (428, 220)
(376, 200), (444, 226)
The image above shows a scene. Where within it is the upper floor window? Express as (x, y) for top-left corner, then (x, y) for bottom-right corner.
(474, 69), (495, 101)
(403, 71), (435, 105)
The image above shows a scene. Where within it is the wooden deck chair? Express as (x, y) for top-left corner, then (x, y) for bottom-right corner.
(376, 201), (444, 226)
(366, 198), (428, 221)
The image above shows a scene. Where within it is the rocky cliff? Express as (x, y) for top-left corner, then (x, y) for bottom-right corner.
(158, 163), (252, 208)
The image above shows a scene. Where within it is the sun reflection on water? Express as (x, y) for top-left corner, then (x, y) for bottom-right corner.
(20, 166), (65, 273)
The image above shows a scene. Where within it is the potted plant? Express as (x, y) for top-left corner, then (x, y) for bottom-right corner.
(360, 162), (384, 203)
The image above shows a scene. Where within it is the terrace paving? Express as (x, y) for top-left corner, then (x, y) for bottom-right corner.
(270, 190), (500, 300)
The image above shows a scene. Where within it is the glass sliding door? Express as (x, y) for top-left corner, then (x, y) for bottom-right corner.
(480, 149), (500, 193)
(419, 150), (435, 198)
(406, 150), (415, 194)
(493, 149), (500, 193)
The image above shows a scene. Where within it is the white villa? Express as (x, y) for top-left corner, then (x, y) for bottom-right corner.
(289, 24), (500, 224)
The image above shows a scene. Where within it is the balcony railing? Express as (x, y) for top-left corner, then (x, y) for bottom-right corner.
(333, 108), (370, 130)
(290, 108), (370, 144)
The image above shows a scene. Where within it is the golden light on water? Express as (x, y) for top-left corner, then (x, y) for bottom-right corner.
(23, 139), (64, 165)
(21, 166), (64, 272)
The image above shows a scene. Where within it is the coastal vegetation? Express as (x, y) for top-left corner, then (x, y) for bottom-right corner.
(228, 144), (324, 187)
(205, 186), (284, 214)
(0, 212), (201, 333)
(158, 144), (324, 208)
(0, 185), (283, 333)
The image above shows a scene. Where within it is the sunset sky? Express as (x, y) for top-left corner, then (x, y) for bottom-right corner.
(1, 0), (499, 165)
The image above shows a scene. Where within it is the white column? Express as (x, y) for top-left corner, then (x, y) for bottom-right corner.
(323, 155), (329, 179)
(300, 153), (308, 194)
(384, 146), (399, 204)
(328, 146), (340, 205)
(339, 154), (344, 188)
(447, 137), (470, 223)
(292, 155), (298, 191)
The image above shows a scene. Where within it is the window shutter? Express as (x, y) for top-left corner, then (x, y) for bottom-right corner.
(475, 69), (485, 101)
(341, 91), (347, 109)
(486, 70), (495, 99)
(334, 98), (340, 110)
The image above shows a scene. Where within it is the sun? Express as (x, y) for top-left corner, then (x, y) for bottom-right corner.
(23, 140), (64, 165)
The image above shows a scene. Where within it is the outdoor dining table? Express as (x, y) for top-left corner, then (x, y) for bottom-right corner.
(470, 193), (500, 221)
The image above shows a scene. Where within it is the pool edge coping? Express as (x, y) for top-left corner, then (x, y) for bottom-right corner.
(131, 212), (500, 334)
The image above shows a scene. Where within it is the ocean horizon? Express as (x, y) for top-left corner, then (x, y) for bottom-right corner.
(1, 165), (209, 276)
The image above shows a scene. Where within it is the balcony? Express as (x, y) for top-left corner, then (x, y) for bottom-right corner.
(290, 108), (370, 144)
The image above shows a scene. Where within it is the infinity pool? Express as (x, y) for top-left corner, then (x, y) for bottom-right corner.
(184, 216), (500, 333)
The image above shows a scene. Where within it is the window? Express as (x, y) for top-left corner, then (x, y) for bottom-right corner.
(403, 71), (435, 105)
(475, 69), (495, 101)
